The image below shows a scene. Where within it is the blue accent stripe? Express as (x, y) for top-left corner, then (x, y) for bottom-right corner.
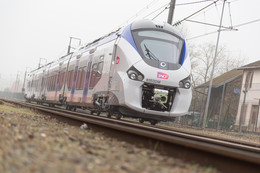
(180, 41), (187, 65)
(121, 24), (139, 53)
(55, 66), (62, 100)
(82, 54), (93, 102)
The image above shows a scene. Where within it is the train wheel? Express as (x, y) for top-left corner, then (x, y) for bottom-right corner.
(150, 120), (157, 125)
(115, 113), (122, 120)
(106, 112), (112, 118)
(139, 118), (144, 123)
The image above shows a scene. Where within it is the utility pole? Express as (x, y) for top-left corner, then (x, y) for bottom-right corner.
(202, 0), (226, 129)
(167, 0), (176, 25)
(239, 87), (248, 134)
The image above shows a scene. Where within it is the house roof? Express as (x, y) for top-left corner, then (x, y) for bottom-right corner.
(196, 69), (243, 88)
(237, 60), (260, 70)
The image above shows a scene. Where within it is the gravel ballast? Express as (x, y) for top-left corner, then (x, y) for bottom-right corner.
(0, 102), (218, 173)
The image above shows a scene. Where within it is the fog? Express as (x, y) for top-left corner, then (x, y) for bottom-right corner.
(0, 0), (260, 91)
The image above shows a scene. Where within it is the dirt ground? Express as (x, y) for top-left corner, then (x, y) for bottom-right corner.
(0, 102), (218, 173)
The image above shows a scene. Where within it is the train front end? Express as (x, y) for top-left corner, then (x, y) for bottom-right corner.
(111, 19), (192, 122)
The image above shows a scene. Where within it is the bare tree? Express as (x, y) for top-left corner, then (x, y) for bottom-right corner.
(193, 42), (225, 84)
(218, 53), (245, 74)
(189, 42), (244, 87)
(188, 43), (200, 88)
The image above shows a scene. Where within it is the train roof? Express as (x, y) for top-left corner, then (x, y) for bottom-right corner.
(29, 19), (183, 74)
(76, 19), (183, 52)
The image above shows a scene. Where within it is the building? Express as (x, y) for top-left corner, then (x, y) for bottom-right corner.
(195, 69), (243, 129)
(235, 60), (260, 132)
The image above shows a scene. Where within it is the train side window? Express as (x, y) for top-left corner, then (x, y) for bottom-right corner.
(51, 76), (54, 91)
(67, 70), (74, 90)
(76, 66), (87, 90)
(48, 76), (51, 91)
(80, 66), (87, 89)
(67, 71), (71, 90)
(54, 74), (58, 91)
(76, 69), (82, 90)
(46, 76), (50, 91)
(50, 76), (53, 91)
(41, 76), (45, 90)
(59, 71), (65, 89)
(89, 63), (97, 89)
(97, 62), (103, 74)
(49, 76), (52, 91)
(92, 64), (98, 72)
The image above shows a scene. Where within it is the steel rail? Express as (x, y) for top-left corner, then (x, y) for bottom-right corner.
(2, 99), (260, 172)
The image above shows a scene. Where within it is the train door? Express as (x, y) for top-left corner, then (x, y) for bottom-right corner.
(70, 54), (82, 102)
(108, 37), (121, 91)
(89, 55), (104, 90)
(82, 53), (94, 103)
(31, 74), (35, 98)
(39, 69), (46, 100)
(54, 62), (63, 101)
(42, 63), (52, 99)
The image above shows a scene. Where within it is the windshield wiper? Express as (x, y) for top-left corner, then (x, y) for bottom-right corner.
(144, 44), (159, 61)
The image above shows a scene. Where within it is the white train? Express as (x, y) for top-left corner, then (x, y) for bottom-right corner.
(24, 19), (192, 125)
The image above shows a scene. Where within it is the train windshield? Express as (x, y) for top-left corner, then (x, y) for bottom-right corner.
(132, 30), (183, 66)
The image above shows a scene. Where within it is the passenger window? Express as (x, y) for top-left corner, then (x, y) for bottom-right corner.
(76, 67), (87, 90)
(97, 62), (103, 74)
(92, 64), (98, 72)
(67, 70), (74, 90)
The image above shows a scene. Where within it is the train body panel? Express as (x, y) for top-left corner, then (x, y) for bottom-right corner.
(24, 19), (192, 123)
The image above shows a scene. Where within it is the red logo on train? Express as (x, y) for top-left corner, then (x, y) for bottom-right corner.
(157, 72), (169, 79)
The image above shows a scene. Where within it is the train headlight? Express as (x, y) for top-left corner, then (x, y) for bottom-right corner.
(127, 66), (144, 81)
(137, 74), (144, 81)
(179, 76), (191, 89)
(129, 72), (137, 80)
(184, 81), (191, 89)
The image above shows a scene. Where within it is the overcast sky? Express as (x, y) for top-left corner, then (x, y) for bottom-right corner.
(0, 0), (260, 90)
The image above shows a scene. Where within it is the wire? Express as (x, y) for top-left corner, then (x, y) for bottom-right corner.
(228, 2), (233, 28)
(214, 0), (221, 20)
(173, 0), (220, 26)
(234, 19), (260, 28)
(185, 19), (237, 30)
(128, 0), (160, 21)
(142, 3), (170, 19)
(152, 6), (169, 20)
(187, 18), (260, 40)
(185, 0), (238, 22)
(187, 30), (223, 40)
(176, 0), (215, 6)
(113, 0), (161, 30)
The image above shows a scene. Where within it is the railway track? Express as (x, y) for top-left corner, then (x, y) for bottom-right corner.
(1, 99), (260, 173)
